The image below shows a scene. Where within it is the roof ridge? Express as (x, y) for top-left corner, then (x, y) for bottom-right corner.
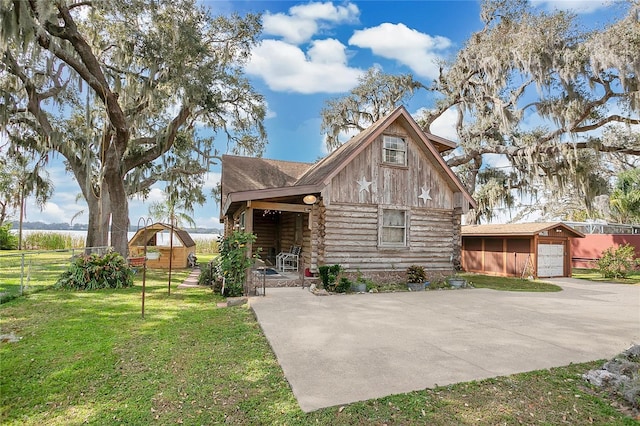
(222, 154), (314, 166)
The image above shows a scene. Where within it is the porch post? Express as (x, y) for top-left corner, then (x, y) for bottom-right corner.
(244, 204), (254, 295)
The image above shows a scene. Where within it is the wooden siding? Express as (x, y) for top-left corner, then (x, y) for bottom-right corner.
(253, 213), (279, 265)
(462, 235), (576, 278)
(329, 122), (454, 209)
(278, 211), (311, 271)
(129, 245), (195, 269)
(506, 239), (532, 276)
(462, 236), (533, 277)
(321, 203), (455, 272)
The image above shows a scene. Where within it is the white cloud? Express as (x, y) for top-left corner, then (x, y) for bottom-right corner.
(263, 13), (318, 45)
(349, 23), (452, 79)
(308, 38), (348, 64)
(415, 107), (460, 142)
(289, 1), (359, 22)
(203, 172), (221, 190)
(530, 0), (612, 13)
(482, 153), (512, 169)
(263, 2), (360, 44)
(245, 39), (363, 94)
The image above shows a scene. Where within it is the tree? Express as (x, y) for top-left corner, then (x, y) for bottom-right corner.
(609, 169), (640, 224)
(1, 0), (266, 255)
(320, 0), (639, 223)
(321, 68), (425, 149)
(0, 147), (53, 248)
(148, 188), (197, 230)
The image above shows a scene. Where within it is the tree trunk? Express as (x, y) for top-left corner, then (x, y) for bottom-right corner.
(85, 196), (102, 252)
(104, 147), (129, 257)
(100, 181), (111, 248)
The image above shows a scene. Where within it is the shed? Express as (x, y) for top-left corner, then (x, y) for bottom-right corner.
(128, 223), (196, 268)
(461, 222), (585, 278)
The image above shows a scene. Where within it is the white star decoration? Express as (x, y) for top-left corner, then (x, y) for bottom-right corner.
(418, 187), (432, 203)
(356, 177), (372, 193)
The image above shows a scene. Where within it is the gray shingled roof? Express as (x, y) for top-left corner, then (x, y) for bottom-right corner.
(128, 222), (196, 247)
(221, 155), (312, 199)
(462, 222), (584, 238)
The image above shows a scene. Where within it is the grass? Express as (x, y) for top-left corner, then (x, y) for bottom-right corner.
(0, 250), (219, 303)
(2, 269), (636, 425)
(572, 268), (640, 285)
(0, 250), (78, 302)
(461, 273), (563, 292)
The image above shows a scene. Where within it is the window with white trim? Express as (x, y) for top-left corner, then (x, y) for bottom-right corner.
(383, 135), (407, 166)
(380, 209), (407, 246)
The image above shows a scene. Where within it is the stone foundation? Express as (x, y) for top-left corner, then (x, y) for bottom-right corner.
(338, 270), (455, 285)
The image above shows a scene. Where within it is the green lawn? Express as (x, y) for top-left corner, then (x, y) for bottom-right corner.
(460, 273), (563, 292)
(0, 250), (76, 301)
(572, 268), (640, 285)
(1, 269), (635, 425)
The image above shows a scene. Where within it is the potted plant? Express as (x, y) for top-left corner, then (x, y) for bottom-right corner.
(146, 247), (161, 260)
(351, 270), (368, 293)
(448, 274), (466, 288)
(407, 265), (427, 291)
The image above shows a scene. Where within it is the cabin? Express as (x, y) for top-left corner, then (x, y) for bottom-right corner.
(220, 106), (476, 283)
(128, 222), (197, 268)
(461, 222), (585, 278)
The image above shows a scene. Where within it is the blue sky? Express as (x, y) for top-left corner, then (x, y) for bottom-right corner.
(19, 0), (623, 228)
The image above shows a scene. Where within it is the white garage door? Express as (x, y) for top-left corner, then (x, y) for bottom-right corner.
(537, 243), (564, 277)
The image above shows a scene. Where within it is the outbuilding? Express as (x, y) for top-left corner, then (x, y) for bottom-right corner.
(128, 222), (197, 268)
(461, 222), (585, 278)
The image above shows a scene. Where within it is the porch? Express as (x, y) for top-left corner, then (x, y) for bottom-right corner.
(248, 262), (320, 296)
(226, 198), (320, 275)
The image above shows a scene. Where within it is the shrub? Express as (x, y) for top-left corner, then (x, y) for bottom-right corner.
(318, 264), (342, 291)
(596, 244), (639, 279)
(218, 231), (259, 297)
(0, 223), (18, 250)
(336, 276), (351, 293)
(55, 251), (134, 290)
(198, 258), (223, 294)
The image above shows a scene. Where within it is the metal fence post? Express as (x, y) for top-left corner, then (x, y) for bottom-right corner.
(19, 253), (25, 296)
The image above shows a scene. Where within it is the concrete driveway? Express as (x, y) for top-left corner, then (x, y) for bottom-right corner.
(249, 279), (640, 412)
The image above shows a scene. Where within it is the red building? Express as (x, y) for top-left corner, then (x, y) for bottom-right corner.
(462, 222), (584, 278)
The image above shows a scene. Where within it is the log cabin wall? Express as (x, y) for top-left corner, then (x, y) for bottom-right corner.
(321, 203), (455, 273)
(320, 119), (458, 275)
(253, 212), (279, 266)
(278, 211), (311, 270)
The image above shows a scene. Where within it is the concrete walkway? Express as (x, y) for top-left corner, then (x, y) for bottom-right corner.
(177, 268), (201, 289)
(250, 280), (640, 412)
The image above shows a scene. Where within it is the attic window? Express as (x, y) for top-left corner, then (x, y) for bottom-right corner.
(383, 135), (407, 166)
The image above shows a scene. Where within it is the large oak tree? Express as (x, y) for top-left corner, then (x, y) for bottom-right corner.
(322, 0), (639, 223)
(1, 0), (266, 254)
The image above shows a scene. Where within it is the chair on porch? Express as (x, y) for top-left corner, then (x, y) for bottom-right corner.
(278, 246), (301, 272)
(276, 246), (293, 270)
